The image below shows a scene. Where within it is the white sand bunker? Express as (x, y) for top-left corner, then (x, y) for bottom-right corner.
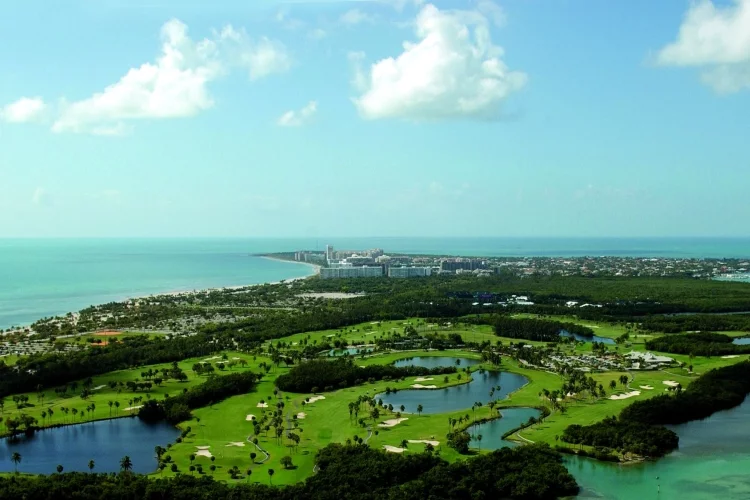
(663, 380), (680, 387)
(414, 377), (434, 382)
(246, 414), (256, 421)
(639, 385), (654, 390)
(204, 356), (221, 361)
(307, 395), (326, 404)
(124, 405), (143, 411)
(722, 355), (740, 359)
(257, 402), (269, 408)
(609, 391), (641, 400)
(383, 445), (405, 453)
(226, 442), (245, 447)
(196, 449), (213, 458)
(297, 412), (307, 419)
(408, 440), (439, 446)
(411, 384), (437, 389)
(92, 385), (106, 391)
(379, 418), (409, 428)
(232, 357), (241, 360)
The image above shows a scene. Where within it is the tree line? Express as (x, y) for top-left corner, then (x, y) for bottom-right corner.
(0, 443), (578, 500)
(275, 358), (456, 393)
(561, 361), (750, 458)
(645, 332), (750, 356)
(491, 317), (594, 342)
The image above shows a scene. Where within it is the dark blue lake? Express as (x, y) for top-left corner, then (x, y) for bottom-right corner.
(376, 370), (527, 414)
(0, 417), (179, 474)
(328, 347), (373, 356)
(468, 407), (541, 450)
(393, 356), (481, 369)
(560, 329), (615, 345)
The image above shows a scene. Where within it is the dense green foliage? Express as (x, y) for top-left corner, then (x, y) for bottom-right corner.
(640, 314), (750, 333)
(275, 358), (456, 393)
(562, 361), (750, 457)
(562, 418), (678, 457)
(493, 317), (594, 342)
(620, 360), (750, 425)
(139, 371), (261, 423)
(0, 444), (578, 500)
(645, 332), (750, 356)
(0, 335), (222, 399)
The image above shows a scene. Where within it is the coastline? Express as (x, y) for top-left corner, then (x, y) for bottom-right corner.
(3, 256), (318, 334)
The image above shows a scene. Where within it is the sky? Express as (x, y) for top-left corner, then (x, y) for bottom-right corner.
(1, 0), (749, 238)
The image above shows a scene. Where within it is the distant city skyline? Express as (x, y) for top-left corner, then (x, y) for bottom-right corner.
(1, 0), (749, 237)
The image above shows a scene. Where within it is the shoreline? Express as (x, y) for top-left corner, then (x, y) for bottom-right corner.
(2, 256), (319, 334)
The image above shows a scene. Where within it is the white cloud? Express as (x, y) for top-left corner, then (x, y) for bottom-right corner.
(656, 0), (750, 93)
(351, 3), (527, 121)
(277, 101), (318, 127)
(309, 28), (328, 40)
(50, 20), (290, 135)
(340, 9), (376, 26)
(1, 97), (46, 123)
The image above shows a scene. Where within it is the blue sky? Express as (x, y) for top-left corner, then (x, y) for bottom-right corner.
(1, 0), (749, 238)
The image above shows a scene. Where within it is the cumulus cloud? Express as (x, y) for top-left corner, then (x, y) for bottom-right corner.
(49, 20), (290, 135)
(656, 0), (750, 93)
(1, 97), (47, 123)
(277, 101), (318, 127)
(351, 3), (527, 121)
(340, 9), (376, 26)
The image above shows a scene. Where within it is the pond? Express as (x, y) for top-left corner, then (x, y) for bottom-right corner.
(376, 370), (528, 414)
(393, 356), (481, 369)
(732, 338), (750, 345)
(327, 347), (373, 356)
(468, 407), (541, 450)
(560, 329), (615, 345)
(0, 417), (179, 474)
(567, 398), (750, 499)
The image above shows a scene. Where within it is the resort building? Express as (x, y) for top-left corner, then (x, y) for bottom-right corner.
(320, 266), (384, 279)
(388, 266), (433, 278)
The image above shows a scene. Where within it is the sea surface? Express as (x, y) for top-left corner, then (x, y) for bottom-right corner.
(1, 237), (749, 329)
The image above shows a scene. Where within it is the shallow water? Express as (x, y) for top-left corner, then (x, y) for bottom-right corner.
(568, 398), (750, 499)
(393, 356), (481, 369)
(468, 407), (541, 450)
(0, 417), (179, 474)
(560, 329), (615, 345)
(732, 338), (750, 345)
(376, 370), (527, 414)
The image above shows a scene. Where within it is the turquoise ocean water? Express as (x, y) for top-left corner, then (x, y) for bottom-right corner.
(1, 237), (749, 329)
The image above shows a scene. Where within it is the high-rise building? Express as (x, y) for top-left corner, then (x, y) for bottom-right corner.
(388, 266), (433, 278)
(320, 266), (384, 279)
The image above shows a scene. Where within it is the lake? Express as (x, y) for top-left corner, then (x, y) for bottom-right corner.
(328, 347), (373, 357)
(393, 356), (482, 369)
(560, 329), (615, 345)
(0, 417), (179, 474)
(568, 398), (750, 499)
(732, 338), (750, 345)
(376, 370), (528, 414)
(468, 407), (541, 450)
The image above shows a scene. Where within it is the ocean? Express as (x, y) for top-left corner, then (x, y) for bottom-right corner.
(1, 237), (749, 330)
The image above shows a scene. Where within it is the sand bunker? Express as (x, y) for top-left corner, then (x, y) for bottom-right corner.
(196, 449), (213, 458)
(411, 384), (437, 389)
(414, 377), (434, 382)
(94, 331), (121, 337)
(639, 385), (654, 390)
(722, 355), (740, 359)
(297, 412), (307, 419)
(203, 356), (221, 361)
(379, 418), (409, 428)
(307, 395), (326, 404)
(226, 442), (245, 447)
(246, 414), (256, 421)
(92, 385), (106, 391)
(232, 357), (241, 360)
(257, 402), (269, 408)
(663, 380), (680, 387)
(383, 445), (405, 453)
(609, 391), (641, 400)
(124, 405), (143, 411)
(408, 440), (439, 446)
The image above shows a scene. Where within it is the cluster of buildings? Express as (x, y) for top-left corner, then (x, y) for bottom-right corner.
(318, 245), (434, 279)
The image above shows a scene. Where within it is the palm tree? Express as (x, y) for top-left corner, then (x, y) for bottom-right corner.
(114, 401), (120, 415)
(416, 404), (423, 416)
(268, 468), (275, 485)
(11, 452), (21, 473)
(400, 439), (408, 449)
(477, 434), (483, 452)
(120, 455), (133, 473)
(56, 464), (64, 474)
(88, 460), (95, 473)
